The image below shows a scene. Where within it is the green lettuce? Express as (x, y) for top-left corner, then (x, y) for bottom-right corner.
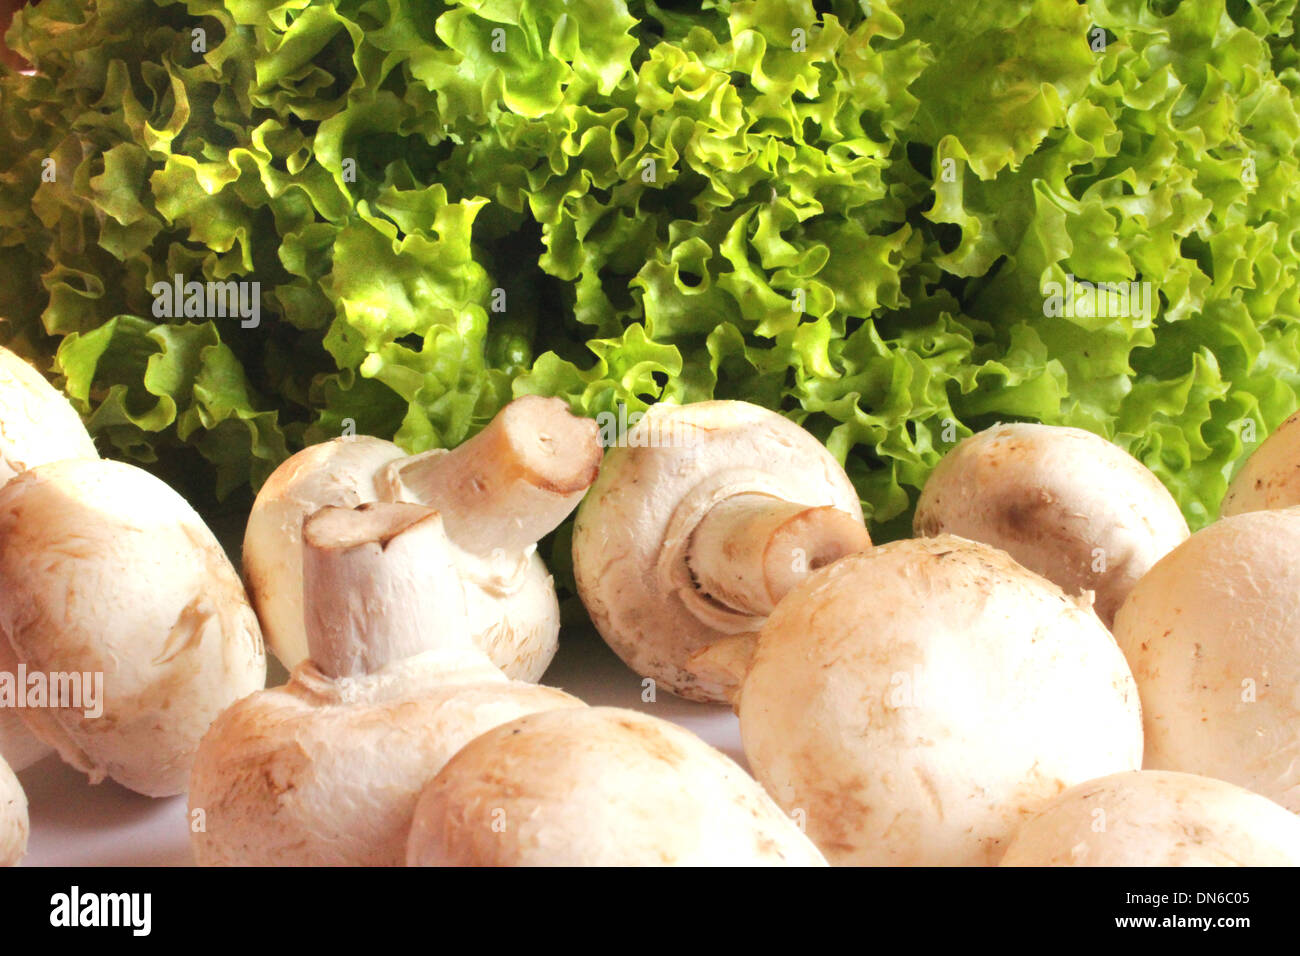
(1, 0), (1298, 544)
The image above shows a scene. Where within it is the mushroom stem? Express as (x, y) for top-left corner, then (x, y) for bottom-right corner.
(381, 395), (602, 556)
(686, 493), (870, 616)
(302, 503), (470, 679)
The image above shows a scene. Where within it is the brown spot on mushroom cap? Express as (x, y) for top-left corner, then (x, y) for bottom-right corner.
(914, 422), (1187, 627)
(611, 715), (687, 766)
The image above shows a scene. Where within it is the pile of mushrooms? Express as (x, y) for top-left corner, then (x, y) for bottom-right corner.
(9, 329), (1300, 869)
(571, 409), (1300, 869)
(192, 497), (832, 867)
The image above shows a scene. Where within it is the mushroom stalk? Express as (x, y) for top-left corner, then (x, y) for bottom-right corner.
(686, 493), (871, 615)
(302, 503), (469, 679)
(382, 395), (602, 556)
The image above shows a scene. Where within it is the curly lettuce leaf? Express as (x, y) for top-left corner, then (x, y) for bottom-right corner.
(0, 0), (1297, 546)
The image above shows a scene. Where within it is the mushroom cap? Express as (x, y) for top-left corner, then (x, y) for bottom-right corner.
(0, 347), (98, 768)
(407, 706), (827, 866)
(0, 709), (50, 773)
(463, 551), (559, 684)
(0, 612), (54, 771)
(0, 346), (98, 485)
(0, 458), (266, 797)
(1221, 410), (1300, 515)
(914, 423), (1189, 627)
(737, 535), (1143, 866)
(0, 754), (27, 867)
(1000, 770), (1300, 866)
(244, 436), (561, 680)
(572, 400), (864, 702)
(189, 654), (583, 866)
(244, 435), (407, 669)
(1112, 509), (1300, 811)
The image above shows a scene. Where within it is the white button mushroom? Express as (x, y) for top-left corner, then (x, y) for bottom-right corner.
(0, 634), (52, 772)
(1112, 509), (1300, 811)
(243, 395), (602, 680)
(703, 535), (1143, 866)
(914, 423), (1189, 627)
(0, 754), (27, 866)
(406, 706), (827, 866)
(1000, 770), (1300, 866)
(0, 346), (98, 484)
(0, 458), (266, 797)
(571, 400), (870, 702)
(0, 715), (46, 777)
(190, 502), (585, 866)
(0, 346), (100, 772)
(1221, 410), (1300, 515)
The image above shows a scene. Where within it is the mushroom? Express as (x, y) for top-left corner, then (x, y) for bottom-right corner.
(0, 345), (98, 485)
(571, 400), (870, 702)
(0, 346), (100, 772)
(913, 423), (1189, 627)
(0, 754), (27, 867)
(0, 458), (266, 797)
(1112, 509), (1300, 811)
(190, 501), (585, 866)
(1000, 770), (1300, 866)
(243, 395), (601, 680)
(0, 712), (48, 776)
(406, 706), (827, 866)
(0, 622), (54, 772)
(698, 535), (1143, 866)
(1221, 409), (1300, 515)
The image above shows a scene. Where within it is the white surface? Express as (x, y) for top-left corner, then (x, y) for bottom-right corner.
(16, 626), (744, 867)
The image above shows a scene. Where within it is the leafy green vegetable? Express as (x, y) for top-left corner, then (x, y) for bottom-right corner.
(1, 0), (1298, 541)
